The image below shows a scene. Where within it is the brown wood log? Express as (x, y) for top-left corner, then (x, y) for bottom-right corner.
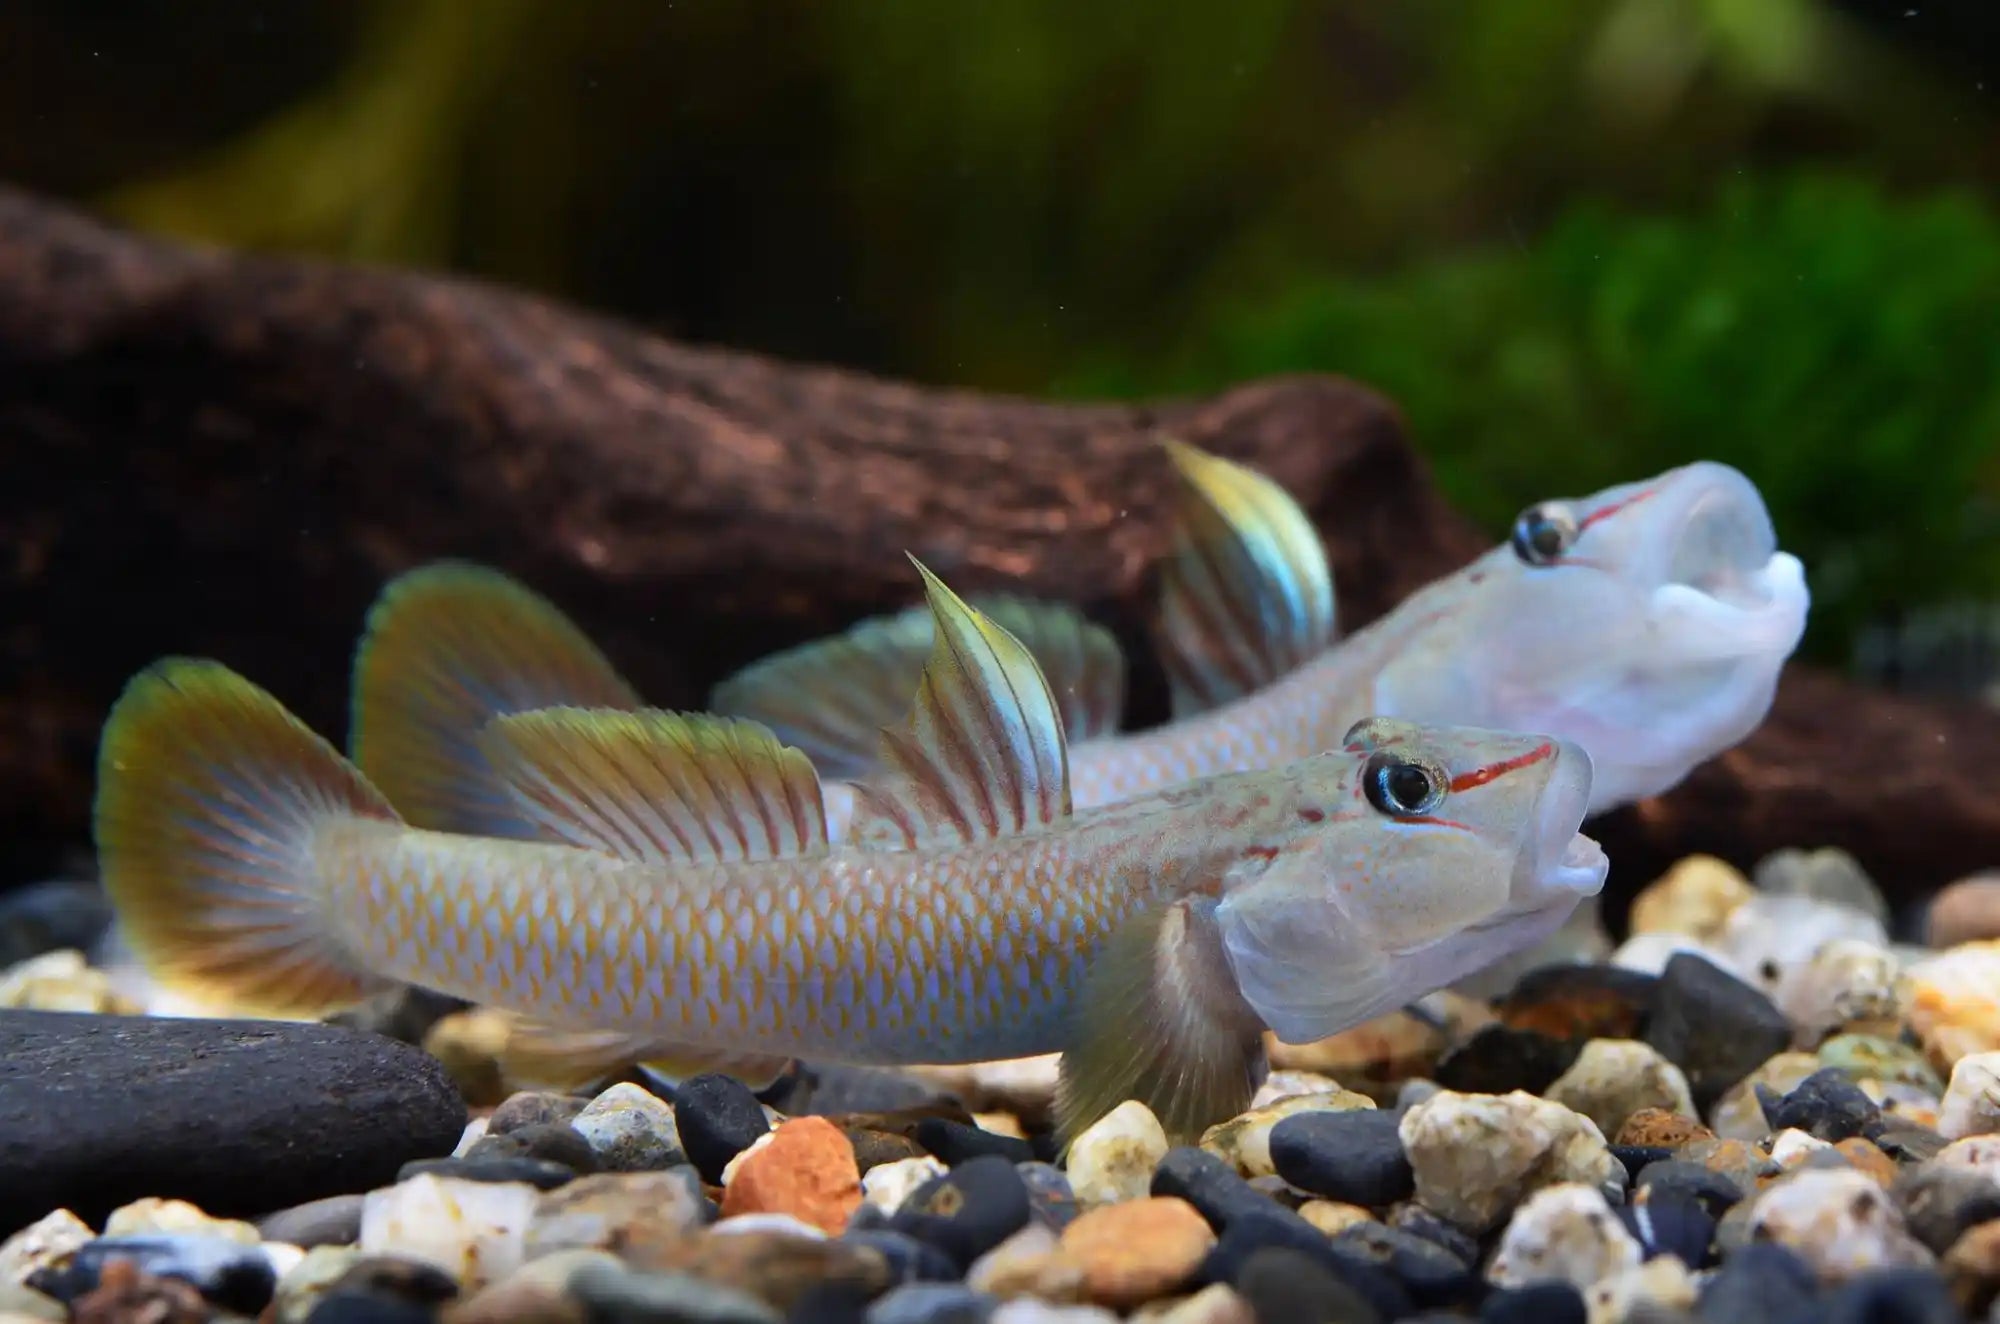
(0, 184), (1994, 912)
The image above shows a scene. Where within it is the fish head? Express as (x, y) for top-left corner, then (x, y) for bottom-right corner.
(1214, 717), (1608, 1045)
(1372, 460), (1809, 814)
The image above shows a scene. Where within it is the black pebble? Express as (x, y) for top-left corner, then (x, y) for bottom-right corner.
(914, 1117), (1035, 1166)
(1892, 1164), (2000, 1254)
(1634, 1158), (1746, 1218)
(1610, 1144), (1675, 1179)
(304, 1294), (440, 1324)
(487, 1121), (602, 1172)
(396, 1155), (578, 1189)
(1756, 1067), (1884, 1143)
(1204, 1210), (1411, 1321)
(1645, 953), (1794, 1111)
(1623, 1185), (1717, 1269)
(0, 878), (112, 969)
(1433, 1024), (1582, 1095)
(863, 1281), (995, 1324)
(485, 1090), (589, 1134)
(674, 1072), (774, 1185)
(1015, 1161), (1078, 1231)
(889, 1153), (1031, 1271)
(841, 1228), (961, 1284)
(28, 1235), (276, 1315)
(1152, 1145), (1275, 1230)
(1820, 1267), (1963, 1324)
(1875, 1121), (1951, 1166)
(1481, 1281), (1588, 1324)
(1328, 1222), (1480, 1310)
(1697, 1242), (1821, 1322)
(1387, 1203), (1481, 1267)
(1268, 1109), (1415, 1206)
(1234, 1245), (1385, 1324)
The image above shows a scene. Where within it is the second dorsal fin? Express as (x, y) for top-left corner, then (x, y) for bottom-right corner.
(478, 707), (829, 865)
(848, 559), (1072, 851)
(1155, 439), (1337, 718)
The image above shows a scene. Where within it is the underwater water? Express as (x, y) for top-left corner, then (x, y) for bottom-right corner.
(0, 4), (1998, 1319)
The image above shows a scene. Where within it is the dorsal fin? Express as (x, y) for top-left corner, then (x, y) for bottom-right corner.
(848, 559), (1072, 851)
(350, 561), (643, 839)
(710, 595), (1125, 779)
(478, 707), (829, 865)
(1154, 439), (1337, 718)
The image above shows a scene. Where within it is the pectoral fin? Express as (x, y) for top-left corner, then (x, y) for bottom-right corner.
(1054, 899), (1268, 1150)
(492, 1011), (794, 1092)
(1155, 439), (1337, 717)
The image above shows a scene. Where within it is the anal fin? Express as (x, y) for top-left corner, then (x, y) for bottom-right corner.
(492, 1011), (795, 1093)
(1155, 439), (1337, 717)
(1054, 899), (1268, 1150)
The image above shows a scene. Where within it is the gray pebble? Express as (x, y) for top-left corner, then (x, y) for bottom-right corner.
(255, 1193), (365, 1248)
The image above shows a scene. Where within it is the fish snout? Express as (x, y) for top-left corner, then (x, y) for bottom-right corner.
(1532, 737), (1606, 899)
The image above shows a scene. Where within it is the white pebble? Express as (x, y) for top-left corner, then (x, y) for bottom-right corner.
(270, 1244), (361, 1324)
(1487, 1183), (1642, 1289)
(359, 1173), (537, 1289)
(1939, 1051), (2000, 1139)
(569, 1081), (681, 1171)
(1249, 1070), (1346, 1109)
(1399, 1090), (1623, 1234)
(1608, 931), (1731, 978)
(1715, 894), (1890, 1000)
(1744, 1167), (1932, 1282)
(1543, 1039), (1695, 1139)
(0, 1209), (92, 1285)
(1767, 1128), (1833, 1168)
(709, 1212), (827, 1239)
(1777, 938), (1904, 1047)
(1584, 1254), (1699, 1324)
(102, 1197), (259, 1244)
(1934, 1134), (2000, 1179)
(1200, 1090), (1374, 1181)
(453, 1116), (490, 1156)
(861, 1155), (948, 1214)
(1065, 1100), (1169, 1206)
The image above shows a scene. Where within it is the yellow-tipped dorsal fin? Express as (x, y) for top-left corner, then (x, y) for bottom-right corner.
(848, 557), (1073, 851)
(478, 707), (829, 865)
(1155, 437), (1337, 718)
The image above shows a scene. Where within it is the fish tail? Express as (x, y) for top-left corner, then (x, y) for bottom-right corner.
(95, 657), (401, 1019)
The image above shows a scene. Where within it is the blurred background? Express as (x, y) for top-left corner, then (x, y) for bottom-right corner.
(4, 0), (1998, 687)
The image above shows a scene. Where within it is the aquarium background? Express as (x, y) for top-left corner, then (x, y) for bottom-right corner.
(3, 0), (1998, 679)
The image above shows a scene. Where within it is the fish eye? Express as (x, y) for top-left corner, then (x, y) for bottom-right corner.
(1510, 501), (1579, 566)
(1362, 751), (1446, 817)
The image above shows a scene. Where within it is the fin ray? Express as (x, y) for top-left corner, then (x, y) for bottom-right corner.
(351, 561), (642, 839)
(492, 1011), (794, 1093)
(1155, 439), (1336, 717)
(479, 707), (829, 865)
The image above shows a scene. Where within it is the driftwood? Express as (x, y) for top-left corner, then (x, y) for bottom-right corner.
(0, 185), (1994, 911)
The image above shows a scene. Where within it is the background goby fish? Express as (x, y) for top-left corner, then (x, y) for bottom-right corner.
(348, 443), (1806, 846)
(95, 562), (1607, 1144)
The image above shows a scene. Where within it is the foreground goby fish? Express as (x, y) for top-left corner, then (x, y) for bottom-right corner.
(95, 563), (1608, 1144)
(347, 446), (1806, 857)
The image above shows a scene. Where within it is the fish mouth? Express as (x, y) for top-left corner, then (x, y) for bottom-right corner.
(1527, 737), (1607, 899)
(1638, 462), (1809, 663)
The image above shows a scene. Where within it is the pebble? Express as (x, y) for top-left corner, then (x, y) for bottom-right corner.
(1825, 1267), (1964, 1323)
(1621, 1184), (1716, 1267)
(616, 1225), (888, 1314)
(844, 1227), (960, 1286)
(1716, 893), (1891, 1007)
(1943, 1219), (2000, 1316)
(1065, 1102), (1169, 1207)
(1709, 1051), (1824, 1142)
(1386, 1204), (1479, 1268)
(523, 1169), (711, 1259)
(1138, 1282), (1255, 1324)
(668, 1072), (776, 1184)
(398, 1156), (578, 1190)
(357, 1173), (536, 1290)
(1494, 964), (1656, 1043)
(568, 1082), (684, 1172)
(1584, 1254), (1698, 1323)
(1486, 1183), (1642, 1290)
(1769, 1128), (1833, 1169)
(902, 1056), (1061, 1121)
(1693, 1241), (1819, 1323)
(1891, 1163), (2000, 1253)
(1612, 1108), (1712, 1150)
(1756, 1066), (1885, 1143)
(1744, 1166), (1934, 1282)
(565, 1257), (784, 1323)
(0, 1010), (467, 1232)
(0, 881), (113, 972)
(26, 1234), (280, 1315)
(465, 1120), (602, 1173)
(1940, 1052), (2000, 1140)
(1643, 953), (1795, 1111)
(1479, 1280), (1587, 1324)
(1633, 1160), (1744, 1217)
(486, 1091), (590, 1135)
(918, 1118), (1037, 1167)
(966, 1222), (1081, 1302)
(1229, 1244), (1386, 1324)
(1018, 1163), (1080, 1232)
(1926, 873), (2000, 949)
(1779, 939), (1906, 1048)
(1432, 1025), (1582, 1096)
(1298, 1202), (1377, 1237)
(0, 950), (139, 1015)
(269, 1245), (362, 1323)
(719, 1116), (861, 1234)
(1266, 1109), (1412, 1206)
(1149, 1148), (1272, 1231)
(1201, 1090), (1374, 1181)
(867, 1281), (994, 1323)
(1266, 1007), (1451, 1103)
(1936, 1135), (2000, 1181)
(1325, 1222), (1477, 1310)
(864, 1156), (951, 1215)
(1054, 1198), (1212, 1310)
(1627, 855), (1754, 941)
(1608, 931), (1718, 979)
(0, 1210), (92, 1282)
(891, 1155), (1034, 1271)
(1821, 1032), (1947, 1094)
(1753, 845), (1891, 924)
(1904, 940), (2000, 1069)
(1248, 1071), (1347, 1109)
(1398, 1090), (1623, 1234)
(1544, 1039), (1697, 1140)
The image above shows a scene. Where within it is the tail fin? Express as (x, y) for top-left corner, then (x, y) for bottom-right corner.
(350, 561), (642, 838)
(94, 658), (400, 1020)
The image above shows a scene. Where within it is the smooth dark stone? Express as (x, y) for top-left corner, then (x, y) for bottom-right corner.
(1875, 1122), (1952, 1166)
(1645, 953), (1794, 1111)
(567, 1259), (784, 1323)
(1634, 1160), (1746, 1218)
(0, 878), (112, 968)
(1820, 1267), (1962, 1324)
(1203, 1209), (1410, 1321)
(913, 1118), (1033, 1166)
(1482, 1281), (1589, 1324)
(474, 1121), (601, 1173)
(1624, 1186), (1718, 1268)
(781, 1062), (960, 1117)
(0, 1010), (466, 1236)
(1433, 1024), (1582, 1095)
(1268, 1109), (1414, 1206)
(486, 1090), (590, 1134)
(889, 1154), (1031, 1271)
(255, 1193), (366, 1247)
(848, 1129), (929, 1173)
(1387, 1203), (1481, 1267)
(864, 1281), (995, 1324)
(1495, 963), (1658, 1041)
(1234, 1244), (1385, 1324)
(1153, 1145), (1280, 1230)
(27, 1234), (276, 1314)
(1697, 1242), (1820, 1322)
(304, 1294), (442, 1324)
(1327, 1222), (1480, 1308)
(1611, 1144), (1677, 1178)
(1015, 1161), (1078, 1231)
(676, 1073), (775, 1185)
(323, 1255), (462, 1305)
(842, 1229), (961, 1285)
(1755, 1067), (1884, 1143)
(1892, 1164), (2000, 1254)
(396, 1155), (577, 1189)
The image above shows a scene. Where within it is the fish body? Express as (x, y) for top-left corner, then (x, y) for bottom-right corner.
(96, 562), (1606, 1141)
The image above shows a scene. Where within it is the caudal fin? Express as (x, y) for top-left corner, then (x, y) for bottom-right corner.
(350, 561), (642, 839)
(94, 658), (400, 1020)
